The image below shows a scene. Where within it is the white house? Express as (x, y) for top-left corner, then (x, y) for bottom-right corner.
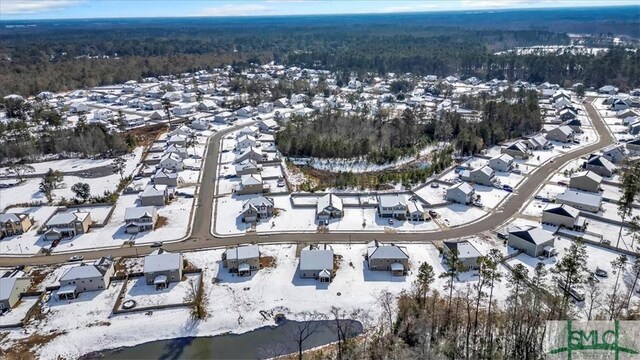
(158, 153), (184, 171)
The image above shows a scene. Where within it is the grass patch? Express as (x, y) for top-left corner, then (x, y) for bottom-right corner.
(0, 331), (66, 360)
(155, 216), (169, 229)
(260, 256), (276, 269)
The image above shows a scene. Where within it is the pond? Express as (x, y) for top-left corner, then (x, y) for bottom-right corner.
(84, 319), (362, 360)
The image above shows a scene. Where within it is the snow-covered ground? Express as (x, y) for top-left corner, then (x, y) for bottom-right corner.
(119, 273), (200, 309)
(0, 296), (39, 326)
(4, 241), (514, 360)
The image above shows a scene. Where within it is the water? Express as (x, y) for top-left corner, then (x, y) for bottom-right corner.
(87, 319), (362, 360)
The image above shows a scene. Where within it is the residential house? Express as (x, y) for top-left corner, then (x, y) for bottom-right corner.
(143, 101), (162, 111)
(237, 174), (264, 195)
(443, 240), (482, 271)
(0, 273), (31, 311)
(235, 159), (261, 176)
(181, 92), (197, 103)
(44, 211), (92, 241)
(542, 204), (586, 231)
(237, 134), (257, 149)
(299, 244), (334, 282)
(569, 171), (602, 193)
(69, 102), (90, 114)
(274, 98), (290, 108)
(462, 166), (495, 186)
(237, 126), (259, 138)
(165, 144), (188, 160)
(57, 257), (115, 300)
(240, 196), (274, 223)
(626, 138), (640, 155)
(124, 206), (158, 234)
(598, 85), (619, 95)
(558, 108), (578, 121)
(502, 141), (531, 159)
(546, 125), (575, 143)
(508, 226), (556, 258)
(236, 106), (256, 118)
(446, 182), (475, 205)
(143, 249), (183, 289)
(93, 108), (114, 121)
(584, 155), (616, 177)
(140, 184), (168, 207)
(316, 194), (344, 221)
(378, 194), (408, 219)
(167, 134), (188, 148)
(366, 240), (409, 276)
(488, 153), (514, 172)
(525, 134), (551, 150)
(224, 244), (260, 276)
(189, 119), (209, 131)
(158, 153), (184, 172)
(258, 119), (279, 132)
(556, 190), (602, 213)
(407, 200), (426, 221)
(236, 147), (265, 163)
(257, 102), (274, 113)
(610, 98), (629, 111)
(562, 118), (583, 133)
(601, 144), (628, 164)
(214, 111), (234, 124)
(152, 169), (179, 187)
(0, 212), (33, 239)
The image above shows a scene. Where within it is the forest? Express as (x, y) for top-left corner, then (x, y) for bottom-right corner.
(0, 7), (639, 97)
(276, 90), (541, 163)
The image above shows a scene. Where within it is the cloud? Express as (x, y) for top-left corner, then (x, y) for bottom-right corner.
(379, 3), (440, 13)
(0, 0), (82, 14)
(198, 3), (276, 17)
(459, 0), (549, 9)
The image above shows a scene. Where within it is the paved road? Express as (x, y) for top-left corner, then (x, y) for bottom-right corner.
(0, 98), (614, 266)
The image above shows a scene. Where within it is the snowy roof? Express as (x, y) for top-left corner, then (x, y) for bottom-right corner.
(509, 226), (554, 245)
(586, 155), (615, 171)
(367, 241), (409, 261)
(242, 196), (274, 211)
(506, 141), (528, 153)
(543, 204), (579, 218)
(444, 240), (482, 260)
(60, 263), (107, 281)
(124, 206), (157, 221)
(390, 263), (405, 271)
(0, 213), (24, 223)
(556, 190), (602, 208)
(317, 194), (343, 213)
(141, 184), (167, 198)
(472, 166), (494, 177)
(300, 246), (334, 271)
(407, 201), (424, 214)
(225, 245), (260, 261)
(0, 277), (21, 301)
(143, 251), (182, 273)
(154, 169), (178, 179)
(571, 170), (602, 184)
(491, 153), (513, 163)
(241, 174), (262, 186)
(449, 182), (474, 195)
(46, 211), (89, 226)
(378, 194), (407, 208)
(57, 285), (77, 295)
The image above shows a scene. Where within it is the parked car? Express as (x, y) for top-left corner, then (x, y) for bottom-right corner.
(502, 185), (513, 192)
(430, 183), (439, 188)
(133, 175), (143, 180)
(595, 267), (608, 277)
(151, 241), (163, 248)
(69, 255), (84, 262)
(497, 232), (508, 240)
(493, 183), (502, 189)
(511, 169), (521, 174)
(388, 218), (394, 225)
(534, 195), (543, 200)
(428, 210), (438, 218)
(558, 181), (567, 186)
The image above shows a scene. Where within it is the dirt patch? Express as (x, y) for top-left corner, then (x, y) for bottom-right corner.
(155, 216), (169, 229)
(126, 124), (168, 147)
(0, 330), (66, 360)
(183, 259), (197, 271)
(86, 321), (111, 328)
(114, 258), (128, 276)
(260, 256), (276, 269)
(28, 267), (52, 291)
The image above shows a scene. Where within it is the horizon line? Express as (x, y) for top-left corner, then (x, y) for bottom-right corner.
(1, 4), (638, 23)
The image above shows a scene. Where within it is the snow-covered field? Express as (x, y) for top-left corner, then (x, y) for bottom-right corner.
(120, 273), (200, 309)
(3, 241), (514, 359)
(0, 297), (39, 326)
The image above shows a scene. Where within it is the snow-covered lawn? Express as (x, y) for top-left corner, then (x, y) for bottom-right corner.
(120, 273), (200, 309)
(58, 205), (113, 224)
(473, 184), (509, 209)
(0, 158), (114, 176)
(494, 172), (525, 189)
(0, 297), (39, 326)
(437, 204), (488, 227)
(413, 184), (447, 205)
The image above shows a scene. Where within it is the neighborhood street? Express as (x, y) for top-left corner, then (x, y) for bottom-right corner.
(0, 97), (615, 267)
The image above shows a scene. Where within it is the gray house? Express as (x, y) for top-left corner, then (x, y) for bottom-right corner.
(508, 227), (555, 258)
(462, 166), (495, 186)
(235, 159), (261, 176)
(556, 190), (602, 213)
(502, 141), (531, 159)
(0, 274), (31, 311)
(542, 204), (586, 231)
(546, 125), (575, 143)
(153, 169), (179, 187)
(124, 206), (158, 234)
(446, 182), (475, 205)
(366, 240), (409, 276)
(57, 257), (114, 300)
(569, 171), (602, 193)
(316, 194), (344, 221)
(601, 144), (628, 164)
(143, 250), (183, 289)
(140, 184), (168, 206)
(378, 194), (408, 219)
(443, 240), (482, 271)
(299, 244), (334, 282)
(240, 196), (274, 223)
(237, 174), (264, 195)
(488, 153), (514, 172)
(224, 244), (260, 276)
(44, 211), (92, 241)
(584, 155), (616, 177)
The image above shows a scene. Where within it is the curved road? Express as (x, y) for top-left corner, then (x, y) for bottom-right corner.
(0, 97), (614, 266)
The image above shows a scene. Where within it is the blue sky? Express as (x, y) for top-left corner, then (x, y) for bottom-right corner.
(1, 0), (638, 20)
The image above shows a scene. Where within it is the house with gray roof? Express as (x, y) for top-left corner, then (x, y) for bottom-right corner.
(57, 257), (114, 300)
(626, 138), (640, 155)
(556, 189), (602, 213)
(584, 154), (616, 177)
(235, 159), (261, 176)
(542, 204), (586, 231)
(601, 144), (628, 164)
(546, 125), (575, 143)
(0, 212), (32, 239)
(0, 273), (31, 311)
(378, 194), (408, 219)
(140, 184), (168, 207)
(508, 227), (555, 258)
(443, 240), (482, 271)
(489, 153), (514, 172)
(316, 194), (344, 221)
(44, 210), (92, 241)
(526, 134), (551, 150)
(598, 85), (619, 95)
(237, 174), (264, 195)
(124, 206), (158, 234)
(366, 240), (409, 276)
(152, 168), (179, 187)
(407, 200), (426, 221)
(502, 141), (531, 159)
(462, 165), (495, 186)
(240, 196), (274, 223)
(144, 249), (183, 289)
(236, 147), (265, 163)
(299, 244), (334, 282)
(224, 244), (260, 276)
(446, 182), (475, 205)
(569, 171), (602, 193)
